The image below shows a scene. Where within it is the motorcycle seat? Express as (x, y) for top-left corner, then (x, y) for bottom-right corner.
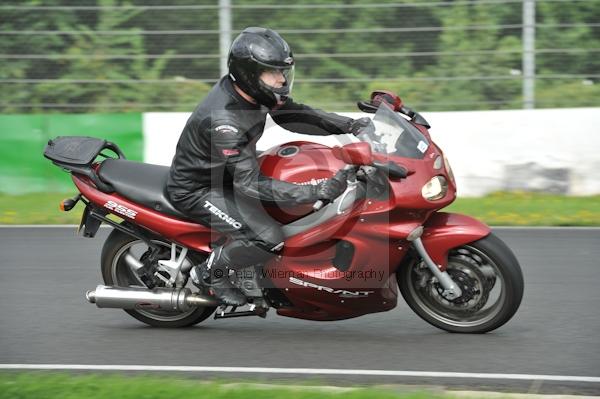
(98, 158), (189, 220)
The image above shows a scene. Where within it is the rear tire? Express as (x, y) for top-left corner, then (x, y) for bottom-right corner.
(100, 227), (216, 327)
(398, 233), (524, 333)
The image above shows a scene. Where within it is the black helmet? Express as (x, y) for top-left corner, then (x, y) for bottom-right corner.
(228, 27), (295, 108)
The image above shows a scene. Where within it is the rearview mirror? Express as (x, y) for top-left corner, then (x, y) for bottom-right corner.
(332, 142), (373, 165)
(370, 90), (403, 111)
(357, 90), (404, 113)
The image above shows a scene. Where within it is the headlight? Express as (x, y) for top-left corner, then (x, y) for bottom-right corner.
(443, 155), (455, 183)
(422, 176), (448, 201)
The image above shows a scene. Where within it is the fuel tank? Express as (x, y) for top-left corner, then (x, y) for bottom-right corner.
(258, 141), (346, 223)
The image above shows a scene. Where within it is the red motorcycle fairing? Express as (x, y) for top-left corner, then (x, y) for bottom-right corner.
(266, 211), (489, 321)
(263, 209), (406, 321)
(375, 143), (456, 213)
(254, 139), (465, 321)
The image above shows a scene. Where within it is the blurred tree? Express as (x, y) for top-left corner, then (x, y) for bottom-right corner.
(534, 0), (600, 107)
(367, 2), (523, 110)
(0, 0), (79, 112)
(1, 0), (598, 112)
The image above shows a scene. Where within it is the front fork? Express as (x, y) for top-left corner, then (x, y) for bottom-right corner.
(407, 226), (462, 300)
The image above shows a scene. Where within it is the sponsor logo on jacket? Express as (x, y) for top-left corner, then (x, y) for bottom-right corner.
(203, 200), (242, 229)
(222, 149), (240, 156)
(215, 125), (239, 134)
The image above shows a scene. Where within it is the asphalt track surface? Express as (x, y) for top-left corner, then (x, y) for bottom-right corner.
(1, 227), (599, 395)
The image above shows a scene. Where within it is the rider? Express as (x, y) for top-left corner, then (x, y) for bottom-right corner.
(167, 27), (373, 306)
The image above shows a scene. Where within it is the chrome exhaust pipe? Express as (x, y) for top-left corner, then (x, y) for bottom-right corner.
(85, 285), (219, 312)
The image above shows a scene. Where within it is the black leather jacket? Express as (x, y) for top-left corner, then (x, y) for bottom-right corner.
(167, 76), (354, 205)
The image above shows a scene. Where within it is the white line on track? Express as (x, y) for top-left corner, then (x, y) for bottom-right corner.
(1, 365), (599, 383)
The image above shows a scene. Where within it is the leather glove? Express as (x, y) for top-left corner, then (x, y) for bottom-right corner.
(348, 117), (375, 136)
(314, 170), (348, 202)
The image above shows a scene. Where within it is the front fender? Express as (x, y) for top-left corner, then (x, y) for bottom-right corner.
(421, 212), (491, 270)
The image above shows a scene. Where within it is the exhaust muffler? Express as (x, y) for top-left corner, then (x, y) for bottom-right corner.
(85, 285), (219, 312)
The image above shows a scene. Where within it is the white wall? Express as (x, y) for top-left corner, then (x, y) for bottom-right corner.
(143, 108), (600, 197)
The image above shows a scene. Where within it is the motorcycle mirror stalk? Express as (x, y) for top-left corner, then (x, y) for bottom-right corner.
(332, 142), (413, 179)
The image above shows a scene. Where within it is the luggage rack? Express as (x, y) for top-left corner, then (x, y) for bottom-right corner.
(44, 136), (126, 193)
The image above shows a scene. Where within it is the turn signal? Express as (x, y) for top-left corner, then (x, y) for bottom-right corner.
(59, 195), (80, 212)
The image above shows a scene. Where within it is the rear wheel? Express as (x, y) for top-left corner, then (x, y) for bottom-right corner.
(398, 233), (524, 333)
(100, 228), (216, 327)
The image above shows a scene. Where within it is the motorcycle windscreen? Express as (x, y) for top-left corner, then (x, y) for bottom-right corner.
(357, 102), (429, 159)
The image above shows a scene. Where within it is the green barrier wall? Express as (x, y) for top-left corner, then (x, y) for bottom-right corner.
(0, 113), (143, 194)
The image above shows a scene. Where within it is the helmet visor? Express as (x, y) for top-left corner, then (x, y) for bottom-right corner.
(259, 66), (294, 95)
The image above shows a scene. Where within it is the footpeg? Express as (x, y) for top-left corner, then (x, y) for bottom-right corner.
(214, 305), (268, 320)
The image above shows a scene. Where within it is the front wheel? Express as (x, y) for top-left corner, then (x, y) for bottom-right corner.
(398, 233), (524, 333)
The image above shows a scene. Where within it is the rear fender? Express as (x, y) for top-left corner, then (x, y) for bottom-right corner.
(421, 212), (491, 270)
(78, 204), (106, 238)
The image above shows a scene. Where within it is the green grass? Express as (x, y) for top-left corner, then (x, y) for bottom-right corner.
(0, 192), (86, 225)
(0, 191), (598, 226)
(0, 373), (451, 399)
(445, 192), (600, 226)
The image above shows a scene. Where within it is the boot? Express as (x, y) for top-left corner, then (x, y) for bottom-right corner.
(190, 247), (247, 307)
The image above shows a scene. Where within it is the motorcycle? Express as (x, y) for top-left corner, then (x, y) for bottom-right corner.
(44, 90), (523, 333)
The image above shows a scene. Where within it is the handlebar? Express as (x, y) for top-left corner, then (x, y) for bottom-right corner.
(372, 161), (409, 179)
(311, 160), (408, 212)
(312, 164), (357, 212)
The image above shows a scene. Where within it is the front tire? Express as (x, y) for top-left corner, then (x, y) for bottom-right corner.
(398, 233), (524, 333)
(100, 227), (216, 327)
